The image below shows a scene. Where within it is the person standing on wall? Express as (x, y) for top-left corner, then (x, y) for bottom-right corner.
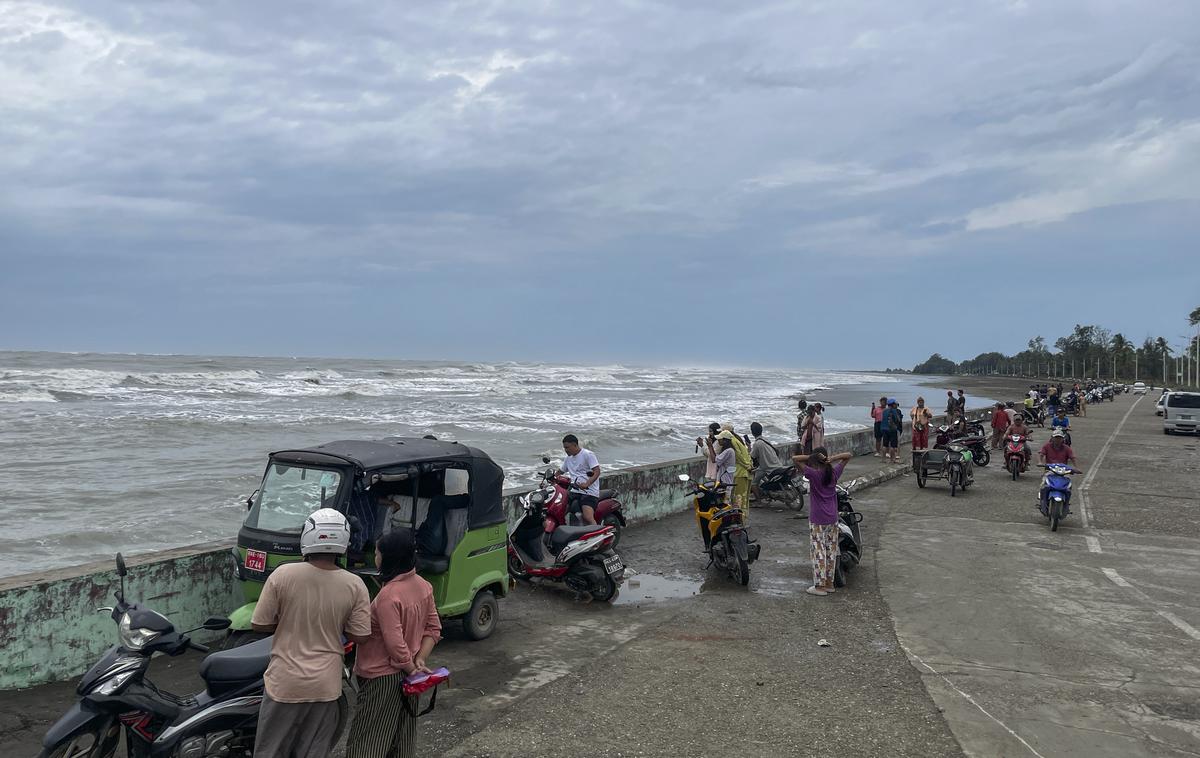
(749, 421), (783, 500)
(559, 434), (601, 526)
(792, 447), (853, 597)
(344, 528), (441, 758)
(881, 399), (903, 464)
(910, 397), (933, 452)
(871, 397), (886, 457)
(956, 389), (967, 416)
(251, 509), (373, 758)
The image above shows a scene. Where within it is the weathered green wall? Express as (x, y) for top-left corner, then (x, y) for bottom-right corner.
(0, 408), (978, 691)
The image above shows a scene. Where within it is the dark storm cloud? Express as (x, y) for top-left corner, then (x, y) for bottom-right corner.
(2, 0), (1199, 363)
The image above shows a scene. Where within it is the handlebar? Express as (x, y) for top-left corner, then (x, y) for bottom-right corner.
(188, 640), (211, 654)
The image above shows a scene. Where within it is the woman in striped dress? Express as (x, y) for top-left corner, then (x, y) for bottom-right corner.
(345, 529), (441, 758)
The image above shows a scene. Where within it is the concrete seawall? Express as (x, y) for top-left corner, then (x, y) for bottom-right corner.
(0, 408), (979, 690)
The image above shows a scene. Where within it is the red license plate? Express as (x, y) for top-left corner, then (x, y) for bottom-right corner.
(245, 549), (267, 573)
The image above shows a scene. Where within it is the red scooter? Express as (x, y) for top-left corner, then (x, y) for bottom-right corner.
(506, 484), (625, 602)
(1004, 433), (1031, 480)
(535, 457), (628, 547)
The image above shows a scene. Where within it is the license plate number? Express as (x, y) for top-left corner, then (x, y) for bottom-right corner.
(245, 549), (267, 573)
(1181, 415), (1194, 420)
(603, 555), (623, 575)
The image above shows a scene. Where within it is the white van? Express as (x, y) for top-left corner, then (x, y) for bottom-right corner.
(1164, 391), (1200, 435)
(1132, 381), (1147, 395)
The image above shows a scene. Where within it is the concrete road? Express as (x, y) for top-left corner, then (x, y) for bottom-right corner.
(874, 393), (1200, 757)
(6, 391), (1197, 757)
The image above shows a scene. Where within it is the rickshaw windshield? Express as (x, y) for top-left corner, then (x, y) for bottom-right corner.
(246, 464), (344, 533)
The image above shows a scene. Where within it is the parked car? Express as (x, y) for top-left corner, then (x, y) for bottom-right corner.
(1132, 381), (1147, 395)
(1164, 391), (1200, 435)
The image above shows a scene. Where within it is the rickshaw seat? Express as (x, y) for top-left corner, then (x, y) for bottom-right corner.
(417, 554), (450, 574)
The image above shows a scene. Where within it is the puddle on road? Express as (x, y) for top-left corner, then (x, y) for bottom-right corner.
(613, 572), (704, 606)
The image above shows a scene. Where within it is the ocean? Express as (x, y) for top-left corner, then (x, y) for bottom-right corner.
(0, 351), (979, 577)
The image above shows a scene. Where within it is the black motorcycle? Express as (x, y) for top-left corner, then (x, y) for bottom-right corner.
(41, 554), (350, 757)
(757, 466), (806, 510)
(833, 486), (863, 588)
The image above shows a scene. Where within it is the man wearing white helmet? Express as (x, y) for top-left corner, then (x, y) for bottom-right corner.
(251, 508), (372, 758)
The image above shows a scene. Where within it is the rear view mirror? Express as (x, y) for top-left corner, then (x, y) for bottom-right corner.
(678, 474), (691, 482)
(542, 456), (551, 464)
(115, 553), (127, 577)
(202, 616), (232, 631)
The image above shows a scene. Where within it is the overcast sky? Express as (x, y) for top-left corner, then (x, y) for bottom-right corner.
(2, 0), (1198, 368)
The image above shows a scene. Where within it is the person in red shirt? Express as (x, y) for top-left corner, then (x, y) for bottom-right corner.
(990, 403), (1009, 449)
(1038, 431), (1077, 467)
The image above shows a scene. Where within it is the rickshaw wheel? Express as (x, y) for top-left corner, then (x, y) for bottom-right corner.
(464, 590), (498, 641)
(916, 464), (927, 488)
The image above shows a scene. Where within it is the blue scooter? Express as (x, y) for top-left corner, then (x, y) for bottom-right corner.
(1039, 463), (1079, 532)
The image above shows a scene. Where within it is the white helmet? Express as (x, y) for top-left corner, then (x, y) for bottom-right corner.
(301, 508), (351, 556)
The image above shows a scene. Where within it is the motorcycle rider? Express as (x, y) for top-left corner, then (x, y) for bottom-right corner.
(1005, 413), (1033, 465)
(560, 434), (601, 526)
(1037, 431), (1081, 514)
(251, 509), (373, 758)
(749, 421), (783, 500)
(1051, 408), (1073, 446)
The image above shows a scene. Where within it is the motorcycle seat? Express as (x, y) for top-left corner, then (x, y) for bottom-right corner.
(200, 636), (272, 689)
(549, 524), (603, 553)
(597, 489), (617, 501)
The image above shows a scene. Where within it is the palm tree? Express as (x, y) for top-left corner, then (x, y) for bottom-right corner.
(1189, 306), (1200, 327)
(1156, 337), (1173, 383)
(1110, 333), (1131, 377)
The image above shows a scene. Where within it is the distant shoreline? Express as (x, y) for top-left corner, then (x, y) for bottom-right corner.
(915, 374), (1044, 403)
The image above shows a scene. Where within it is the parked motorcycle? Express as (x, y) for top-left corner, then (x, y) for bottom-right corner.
(537, 456), (627, 546)
(916, 429), (975, 496)
(507, 482), (625, 602)
(938, 429), (990, 467)
(1039, 463), (1078, 532)
(757, 465), (806, 510)
(679, 474), (760, 586)
(1004, 433), (1030, 480)
(1021, 403), (1047, 427)
(833, 485), (863, 588)
(39, 554), (353, 758)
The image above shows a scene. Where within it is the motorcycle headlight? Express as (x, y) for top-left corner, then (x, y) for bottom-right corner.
(530, 491), (546, 505)
(119, 613), (162, 651)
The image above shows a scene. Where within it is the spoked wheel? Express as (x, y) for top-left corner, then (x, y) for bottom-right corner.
(916, 464), (928, 488)
(1050, 501), (1061, 532)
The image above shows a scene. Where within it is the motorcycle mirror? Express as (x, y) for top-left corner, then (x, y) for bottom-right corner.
(542, 456), (551, 464)
(202, 616), (232, 631)
(677, 474), (691, 482)
(115, 553), (127, 577)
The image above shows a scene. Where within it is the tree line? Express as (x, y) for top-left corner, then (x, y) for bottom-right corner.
(912, 306), (1200, 385)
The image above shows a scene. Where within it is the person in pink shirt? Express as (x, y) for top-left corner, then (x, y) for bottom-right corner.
(871, 397), (886, 457)
(345, 529), (442, 758)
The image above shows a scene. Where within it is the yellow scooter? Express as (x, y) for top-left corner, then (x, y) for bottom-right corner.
(677, 475), (761, 585)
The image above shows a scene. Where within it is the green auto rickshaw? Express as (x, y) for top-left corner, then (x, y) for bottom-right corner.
(228, 438), (509, 642)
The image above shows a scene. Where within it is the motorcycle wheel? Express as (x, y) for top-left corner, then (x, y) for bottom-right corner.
(1010, 457), (1020, 481)
(731, 555), (750, 586)
(38, 725), (117, 758)
(507, 551), (529, 581)
(974, 448), (990, 467)
(1050, 501), (1061, 532)
(949, 469), (958, 497)
(788, 484), (805, 511)
(833, 556), (847, 588)
(590, 575), (619, 603)
(602, 515), (623, 549)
